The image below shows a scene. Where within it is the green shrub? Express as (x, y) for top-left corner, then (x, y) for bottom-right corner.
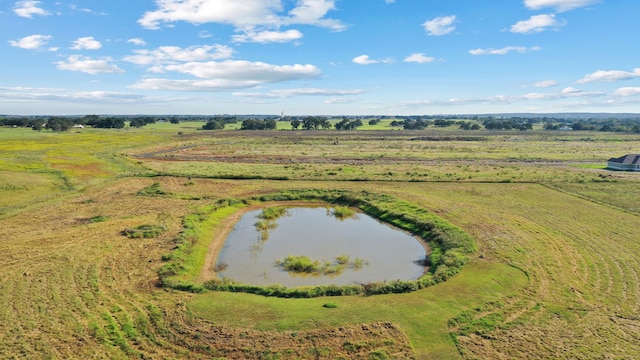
(254, 219), (277, 232)
(89, 215), (109, 223)
(278, 255), (321, 273)
(258, 206), (287, 220)
(122, 224), (167, 238)
(331, 206), (355, 219)
(137, 182), (167, 196)
(336, 255), (350, 265)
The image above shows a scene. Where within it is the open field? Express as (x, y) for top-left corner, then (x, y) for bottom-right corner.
(1, 125), (640, 359)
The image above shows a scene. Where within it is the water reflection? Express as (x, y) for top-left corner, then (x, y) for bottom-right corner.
(216, 207), (427, 287)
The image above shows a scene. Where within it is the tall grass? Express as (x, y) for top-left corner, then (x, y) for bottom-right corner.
(159, 202), (246, 292)
(258, 206), (288, 220)
(330, 206), (355, 219)
(275, 255), (368, 275)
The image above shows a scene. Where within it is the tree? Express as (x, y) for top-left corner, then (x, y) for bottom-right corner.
(302, 116), (321, 130)
(518, 123), (533, 131)
(87, 117), (125, 128)
(31, 119), (46, 131)
(334, 118), (348, 130)
(459, 121), (481, 130)
(240, 118), (276, 130)
(129, 118), (147, 128)
(80, 115), (100, 125)
(543, 122), (560, 130)
(320, 118), (332, 129)
(290, 118), (301, 130)
(129, 116), (156, 128)
(335, 118), (362, 130)
(403, 119), (429, 130)
(46, 117), (74, 132)
(434, 119), (455, 127)
(202, 120), (225, 130)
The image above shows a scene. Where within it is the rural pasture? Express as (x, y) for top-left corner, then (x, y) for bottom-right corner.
(1, 124), (640, 359)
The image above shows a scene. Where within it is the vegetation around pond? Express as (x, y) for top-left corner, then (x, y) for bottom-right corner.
(159, 189), (475, 297)
(257, 206), (288, 220)
(276, 254), (368, 275)
(329, 205), (356, 219)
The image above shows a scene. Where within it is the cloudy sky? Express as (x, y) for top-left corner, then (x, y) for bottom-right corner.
(1, 0), (639, 115)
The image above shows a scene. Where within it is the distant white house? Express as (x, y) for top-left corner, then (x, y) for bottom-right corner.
(73, 124), (84, 128)
(607, 154), (640, 171)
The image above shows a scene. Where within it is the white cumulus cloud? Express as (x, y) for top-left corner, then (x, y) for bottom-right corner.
(469, 46), (541, 55)
(138, 0), (280, 29)
(423, 15), (456, 36)
(232, 29), (303, 43)
(352, 55), (392, 65)
(127, 38), (146, 46)
(56, 55), (124, 74)
(404, 53), (436, 63)
(71, 37), (102, 50)
(353, 55), (378, 65)
(283, 0), (345, 31)
(124, 45), (234, 66)
(233, 88), (364, 98)
(131, 60), (321, 91)
(138, 0), (344, 31)
(13, 0), (50, 18)
(577, 68), (640, 83)
(533, 80), (558, 88)
(161, 61), (317, 80)
(524, 0), (599, 12)
(561, 87), (581, 95)
(613, 87), (640, 97)
(510, 14), (565, 34)
(8, 34), (52, 50)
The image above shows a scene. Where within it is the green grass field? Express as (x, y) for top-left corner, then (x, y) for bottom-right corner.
(1, 125), (640, 359)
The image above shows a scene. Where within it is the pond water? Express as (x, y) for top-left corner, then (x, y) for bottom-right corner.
(215, 207), (427, 287)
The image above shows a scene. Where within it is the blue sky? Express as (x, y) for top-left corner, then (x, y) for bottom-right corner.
(1, 0), (639, 115)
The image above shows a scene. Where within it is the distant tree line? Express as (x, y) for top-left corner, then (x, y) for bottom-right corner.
(4, 114), (640, 133)
(544, 118), (640, 133)
(482, 118), (534, 131)
(389, 118), (430, 130)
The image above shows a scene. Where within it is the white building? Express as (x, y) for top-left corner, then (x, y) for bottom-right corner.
(607, 154), (640, 171)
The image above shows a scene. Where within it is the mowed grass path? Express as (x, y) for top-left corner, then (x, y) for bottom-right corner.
(388, 182), (640, 358)
(190, 261), (524, 359)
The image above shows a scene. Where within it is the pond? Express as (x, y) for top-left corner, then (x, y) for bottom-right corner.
(215, 206), (427, 287)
